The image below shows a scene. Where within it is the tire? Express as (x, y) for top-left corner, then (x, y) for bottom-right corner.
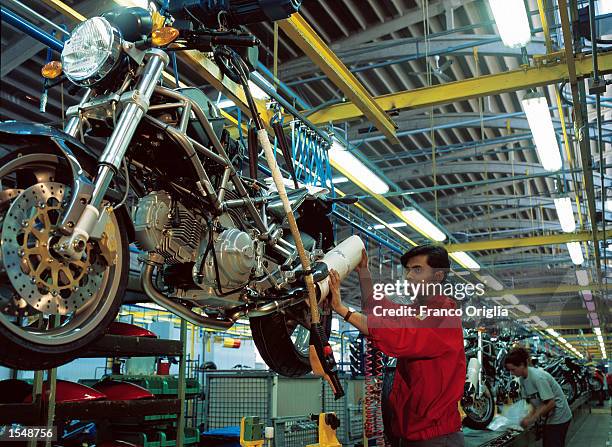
(0, 148), (129, 370)
(249, 302), (331, 377)
(463, 382), (495, 430)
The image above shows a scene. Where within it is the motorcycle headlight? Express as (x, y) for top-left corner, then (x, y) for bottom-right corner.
(61, 17), (122, 86)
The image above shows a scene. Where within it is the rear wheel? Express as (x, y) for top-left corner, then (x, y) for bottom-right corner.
(250, 302), (331, 377)
(0, 148), (128, 370)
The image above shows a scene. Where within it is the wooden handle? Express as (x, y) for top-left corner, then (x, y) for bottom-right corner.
(257, 129), (320, 323)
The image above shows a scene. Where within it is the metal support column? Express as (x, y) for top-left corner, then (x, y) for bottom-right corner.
(176, 319), (187, 447)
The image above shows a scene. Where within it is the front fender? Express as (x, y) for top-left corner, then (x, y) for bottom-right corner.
(0, 121), (135, 242)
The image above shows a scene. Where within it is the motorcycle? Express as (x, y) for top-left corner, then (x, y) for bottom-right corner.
(532, 353), (586, 404)
(0, 1), (362, 376)
(492, 333), (521, 405)
(461, 328), (496, 429)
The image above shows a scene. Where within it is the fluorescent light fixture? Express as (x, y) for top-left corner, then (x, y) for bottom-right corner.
(488, 0), (531, 48)
(594, 327), (602, 336)
(372, 222), (408, 230)
(554, 197), (576, 233)
(566, 242), (584, 265)
(606, 199), (612, 212)
(516, 304), (531, 313)
(581, 290), (593, 301)
(217, 99), (236, 109)
(503, 294), (519, 305)
(592, 317), (600, 326)
(329, 139), (389, 194)
(521, 93), (562, 171)
(586, 301), (596, 312)
(576, 269), (589, 286)
(482, 275), (504, 291)
(598, 0), (612, 14)
(450, 251), (480, 270)
(248, 80), (271, 100)
(597, 334), (604, 344)
(558, 337), (567, 344)
(401, 209), (447, 241)
(332, 176), (349, 184)
(589, 311), (599, 320)
(546, 328), (560, 337)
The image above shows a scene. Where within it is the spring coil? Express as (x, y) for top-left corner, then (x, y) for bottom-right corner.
(364, 339), (386, 446)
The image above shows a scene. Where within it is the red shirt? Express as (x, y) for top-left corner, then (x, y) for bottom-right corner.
(368, 295), (465, 441)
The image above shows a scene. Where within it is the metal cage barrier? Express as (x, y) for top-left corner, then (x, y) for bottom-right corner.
(202, 371), (277, 430)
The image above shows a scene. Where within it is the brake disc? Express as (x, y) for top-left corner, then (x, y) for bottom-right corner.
(1, 182), (105, 315)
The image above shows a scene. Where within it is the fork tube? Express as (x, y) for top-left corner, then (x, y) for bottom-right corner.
(477, 330), (483, 396)
(90, 49), (168, 208)
(57, 49), (168, 260)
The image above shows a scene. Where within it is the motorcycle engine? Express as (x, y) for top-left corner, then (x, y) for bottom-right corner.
(196, 228), (256, 291)
(132, 191), (205, 264)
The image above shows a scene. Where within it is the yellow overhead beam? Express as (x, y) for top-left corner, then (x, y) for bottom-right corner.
(279, 13), (399, 143)
(40, 0), (86, 21)
(446, 230), (609, 253)
(305, 52), (612, 124)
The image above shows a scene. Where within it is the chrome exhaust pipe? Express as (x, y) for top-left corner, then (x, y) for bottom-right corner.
(140, 255), (234, 330)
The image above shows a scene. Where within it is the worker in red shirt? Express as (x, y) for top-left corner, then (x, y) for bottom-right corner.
(328, 244), (466, 446)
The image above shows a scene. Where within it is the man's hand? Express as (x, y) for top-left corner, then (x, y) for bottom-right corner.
(355, 248), (369, 273)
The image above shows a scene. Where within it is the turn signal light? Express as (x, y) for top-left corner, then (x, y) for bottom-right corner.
(152, 27), (179, 46)
(41, 61), (62, 79)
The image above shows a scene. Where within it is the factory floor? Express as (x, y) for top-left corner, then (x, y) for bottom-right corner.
(567, 399), (611, 447)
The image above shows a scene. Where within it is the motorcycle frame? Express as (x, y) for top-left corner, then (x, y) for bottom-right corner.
(58, 47), (293, 257)
(51, 45), (307, 326)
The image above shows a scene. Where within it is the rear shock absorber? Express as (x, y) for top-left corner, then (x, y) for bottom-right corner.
(364, 339), (386, 446)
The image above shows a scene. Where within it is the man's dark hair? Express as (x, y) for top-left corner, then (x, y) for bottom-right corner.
(400, 244), (450, 270)
(504, 346), (531, 367)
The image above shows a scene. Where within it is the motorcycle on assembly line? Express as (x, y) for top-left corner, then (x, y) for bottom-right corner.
(532, 353), (584, 403)
(491, 333), (521, 405)
(461, 328), (497, 429)
(0, 1), (363, 378)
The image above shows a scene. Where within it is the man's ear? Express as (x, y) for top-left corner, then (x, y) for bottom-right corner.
(433, 270), (445, 282)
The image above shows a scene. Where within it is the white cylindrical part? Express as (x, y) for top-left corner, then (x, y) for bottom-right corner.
(316, 235), (365, 298)
(466, 357), (480, 386)
(264, 427), (274, 439)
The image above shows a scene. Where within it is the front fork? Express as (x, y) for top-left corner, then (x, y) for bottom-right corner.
(477, 329), (483, 397)
(57, 49), (169, 260)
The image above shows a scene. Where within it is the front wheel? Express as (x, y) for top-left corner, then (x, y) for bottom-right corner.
(462, 382), (495, 429)
(249, 302), (331, 377)
(0, 149), (129, 370)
